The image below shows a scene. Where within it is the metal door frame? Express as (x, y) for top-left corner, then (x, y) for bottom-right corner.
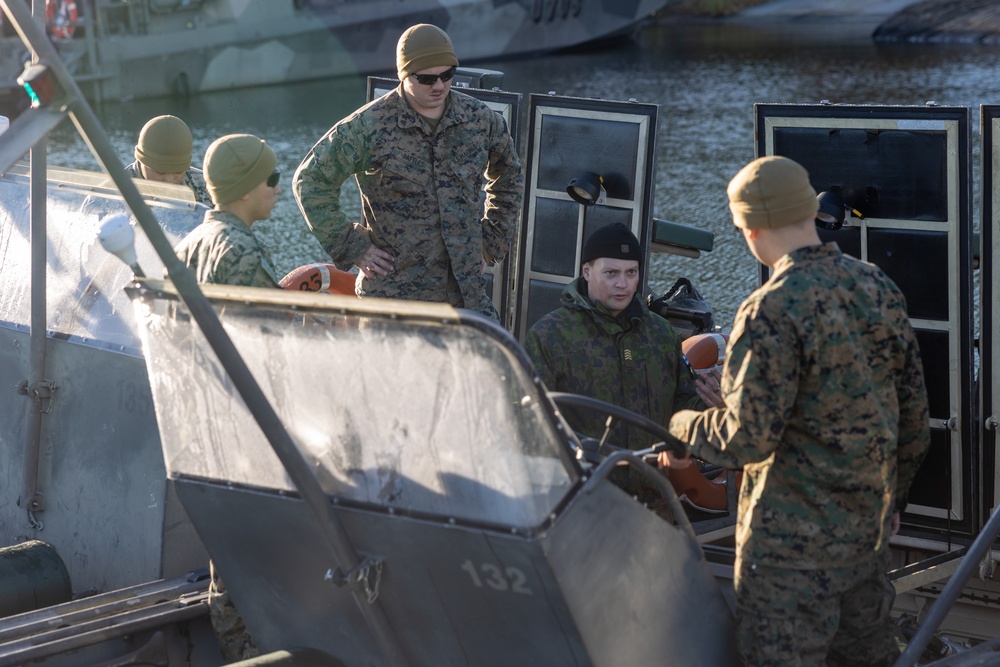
(981, 106), (1000, 525)
(513, 94), (658, 341)
(755, 103), (976, 537)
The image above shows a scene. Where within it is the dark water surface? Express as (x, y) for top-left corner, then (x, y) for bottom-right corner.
(43, 18), (1000, 326)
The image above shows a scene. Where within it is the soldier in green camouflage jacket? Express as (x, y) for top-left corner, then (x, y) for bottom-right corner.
(126, 115), (211, 206)
(293, 24), (523, 319)
(173, 133), (281, 289)
(525, 223), (709, 451)
(666, 157), (931, 667)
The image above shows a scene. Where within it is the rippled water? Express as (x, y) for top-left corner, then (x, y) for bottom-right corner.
(42, 19), (1000, 326)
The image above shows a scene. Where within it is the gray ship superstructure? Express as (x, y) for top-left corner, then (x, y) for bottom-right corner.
(1, 0), (668, 109)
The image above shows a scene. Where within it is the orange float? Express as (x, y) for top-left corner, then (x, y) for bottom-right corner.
(279, 263), (356, 296)
(673, 331), (741, 514)
(682, 332), (729, 371)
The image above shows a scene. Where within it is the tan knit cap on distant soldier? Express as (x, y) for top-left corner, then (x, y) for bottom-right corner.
(396, 24), (459, 80)
(727, 156), (818, 230)
(134, 115), (193, 174)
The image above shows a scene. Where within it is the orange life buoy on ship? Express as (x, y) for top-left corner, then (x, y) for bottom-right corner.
(46, 0), (78, 41)
(682, 332), (729, 371)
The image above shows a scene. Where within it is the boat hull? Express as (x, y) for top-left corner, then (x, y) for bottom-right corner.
(0, 164), (208, 596)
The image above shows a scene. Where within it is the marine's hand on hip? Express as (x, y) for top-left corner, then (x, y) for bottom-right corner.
(357, 245), (395, 279)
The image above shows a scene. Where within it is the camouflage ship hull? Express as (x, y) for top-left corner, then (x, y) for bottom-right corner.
(1, 0), (668, 109)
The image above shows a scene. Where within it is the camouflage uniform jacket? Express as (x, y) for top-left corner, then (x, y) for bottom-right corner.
(125, 159), (212, 207)
(292, 86), (524, 315)
(669, 243), (930, 570)
(525, 277), (702, 450)
(172, 209), (279, 288)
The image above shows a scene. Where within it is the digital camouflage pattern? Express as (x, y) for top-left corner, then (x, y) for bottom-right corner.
(293, 86), (523, 318)
(124, 159), (212, 207)
(668, 243), (931, 570)
(171, 209), (279, 288)
(736, 549), (899, 667)
(525, 277), (702, 450)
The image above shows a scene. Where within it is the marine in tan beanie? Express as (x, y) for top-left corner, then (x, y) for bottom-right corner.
(134, 115), (193, 184)
(727, 155), (818, 230)
(396, 24), (459, 80)
(204, 133), (280, 224)
(171, 133), (282, 288)
(728, 156), (821, 268)
(396, 24), (460, 120)
(292, 21), (524, 316)
(125, 115), (212, 205)
(669, 151), (929, 667)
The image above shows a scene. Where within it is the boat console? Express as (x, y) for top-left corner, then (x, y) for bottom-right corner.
(131, 282), (738, 665)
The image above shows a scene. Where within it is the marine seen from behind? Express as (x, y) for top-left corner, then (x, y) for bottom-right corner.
(171, 133), (281, 288)
(663, 156), (932, 667)
(125, 114), (211, 206)
(293, 23), (524, 319)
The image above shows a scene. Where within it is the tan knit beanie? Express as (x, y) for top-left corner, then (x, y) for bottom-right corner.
(134, 115), (192, 174)
(396, 24), (459, 79)
(204, 134), (276, 206)
(727, 156), (818, 229)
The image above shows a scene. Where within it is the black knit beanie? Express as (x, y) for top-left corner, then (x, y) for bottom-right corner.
(582, 223), (642, 265)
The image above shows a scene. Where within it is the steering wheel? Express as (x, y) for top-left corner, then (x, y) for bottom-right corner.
(547, 392), (686, 460)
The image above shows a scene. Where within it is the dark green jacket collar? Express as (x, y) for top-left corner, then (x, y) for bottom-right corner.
(561, 277), (645, 331)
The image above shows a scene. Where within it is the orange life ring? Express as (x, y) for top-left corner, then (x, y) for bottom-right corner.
(668, 465), (743, 515)
(278, 263), (356, 296)
(46, 0), (78, 41)
(672, 331), (741, 517)
(682, 332), (729, 371)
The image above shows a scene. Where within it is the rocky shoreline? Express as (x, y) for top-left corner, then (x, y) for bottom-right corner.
(872, 0), (1000, 43)
(662, 0), (1000, 44)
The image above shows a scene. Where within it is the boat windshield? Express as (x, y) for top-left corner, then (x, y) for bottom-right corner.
(0, 163), (203, 355)
(136, 287), (578, 532)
